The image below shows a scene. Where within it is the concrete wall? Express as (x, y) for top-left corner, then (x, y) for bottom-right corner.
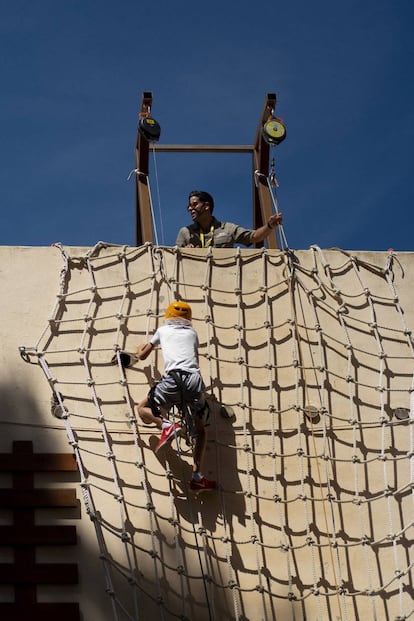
(1, 244), (413, 621)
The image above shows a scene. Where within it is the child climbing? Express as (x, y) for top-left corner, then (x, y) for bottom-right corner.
(135, 300), (216, 492)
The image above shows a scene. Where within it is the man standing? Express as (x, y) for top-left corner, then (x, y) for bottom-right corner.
(176, 190), (282, 248)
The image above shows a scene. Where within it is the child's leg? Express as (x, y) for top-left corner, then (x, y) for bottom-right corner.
(135, 397), (163, 428)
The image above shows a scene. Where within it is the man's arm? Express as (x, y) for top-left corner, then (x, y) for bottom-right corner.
(251, 213), (283, 244)
(176, 227), (190, 247)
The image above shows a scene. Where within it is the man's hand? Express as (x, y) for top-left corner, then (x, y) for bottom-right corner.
(267, 213), (283, 229)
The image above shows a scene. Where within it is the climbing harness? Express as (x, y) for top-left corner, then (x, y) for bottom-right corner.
(168, 370), (210, 446)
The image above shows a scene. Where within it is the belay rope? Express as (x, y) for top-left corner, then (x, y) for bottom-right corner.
(127, 144), (165, 246)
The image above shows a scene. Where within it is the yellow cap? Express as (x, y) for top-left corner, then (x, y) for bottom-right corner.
(164, 301), (192, 320)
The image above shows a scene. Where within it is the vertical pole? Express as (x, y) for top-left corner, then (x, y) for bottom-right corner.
(252, 93), (278, 249)
(134, 92), (154, 246)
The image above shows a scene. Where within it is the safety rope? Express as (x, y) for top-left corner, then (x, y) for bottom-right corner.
(150, 145), (166, 246)
(254, 168), (289, 250)
(127, 166), (160, 246)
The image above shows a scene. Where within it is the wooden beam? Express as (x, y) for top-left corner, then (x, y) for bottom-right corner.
(0, 603), (80, 621)
(0, 441), (81, 617)
(134, 91), (154, 246)
(154, 145), (253, 153)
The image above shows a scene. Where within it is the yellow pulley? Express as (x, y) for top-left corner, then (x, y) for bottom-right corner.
(262, 117), (286, 146)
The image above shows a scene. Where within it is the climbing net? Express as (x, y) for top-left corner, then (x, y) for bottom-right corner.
(20, 242), (414, 621)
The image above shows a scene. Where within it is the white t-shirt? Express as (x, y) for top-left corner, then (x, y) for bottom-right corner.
(150, 321), (200, 374)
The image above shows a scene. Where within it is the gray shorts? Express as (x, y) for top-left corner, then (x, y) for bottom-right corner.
(149, 370), (207, 418)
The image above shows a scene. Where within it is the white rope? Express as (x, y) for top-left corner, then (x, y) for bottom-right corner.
(150, 145), (166, 246)
(126, 169), (160, 246)
(254, 169), (289, 250)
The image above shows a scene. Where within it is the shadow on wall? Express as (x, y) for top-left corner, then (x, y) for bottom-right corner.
(129, 397), (295, 621)
(0, 384), (125, 621)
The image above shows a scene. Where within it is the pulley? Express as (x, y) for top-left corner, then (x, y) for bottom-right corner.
(262, 117), (286, 146)
(138, 116), (161, 142)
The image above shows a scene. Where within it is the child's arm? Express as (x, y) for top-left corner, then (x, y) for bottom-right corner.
(136, 342), (154, 360)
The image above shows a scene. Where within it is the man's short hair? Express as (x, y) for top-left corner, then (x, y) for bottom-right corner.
(189, 190), (214, 214)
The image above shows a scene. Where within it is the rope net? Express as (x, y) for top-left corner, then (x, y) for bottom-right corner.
(20, 242), (414, 621)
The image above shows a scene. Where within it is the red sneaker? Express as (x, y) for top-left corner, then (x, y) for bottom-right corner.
(155, 423), (181, 453)
(189, 477), (217, 492)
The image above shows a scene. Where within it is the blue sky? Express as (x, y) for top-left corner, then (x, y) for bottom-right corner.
(1, 0), (413, 251)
